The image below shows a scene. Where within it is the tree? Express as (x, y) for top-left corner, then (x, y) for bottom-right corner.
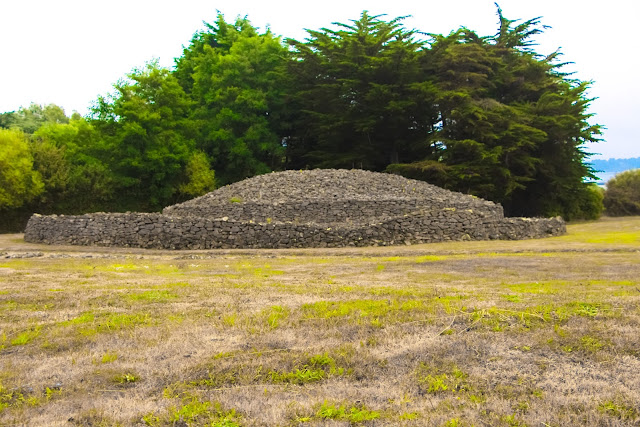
(489, 5), (601, 218)
(409, 28), (548, 203)
(178, 151), (216, 198)
(0, 103), (69, 134)
(603, 169), (640, 216)
(386, 7), (601, 218)
(176, 14), (290, 185)
(0, 129), (43, 209)
(91, 61), (201, 210)
(287, 12), (436, 170)
(31, 117), (115, 213)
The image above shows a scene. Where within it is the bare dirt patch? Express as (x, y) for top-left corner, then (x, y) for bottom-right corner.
(1, 217), (639, 426)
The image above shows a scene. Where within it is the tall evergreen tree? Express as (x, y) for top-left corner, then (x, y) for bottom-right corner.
(287, 12), (437, 170)
(388, 6), (601, 218)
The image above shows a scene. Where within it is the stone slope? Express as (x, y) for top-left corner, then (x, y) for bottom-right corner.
(163, 169), (503, 224)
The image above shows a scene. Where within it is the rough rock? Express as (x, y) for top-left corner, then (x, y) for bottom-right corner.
(24, 169), (565, 249)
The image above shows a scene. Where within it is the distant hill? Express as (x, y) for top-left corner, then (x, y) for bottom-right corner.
(589, 157), (640, 172)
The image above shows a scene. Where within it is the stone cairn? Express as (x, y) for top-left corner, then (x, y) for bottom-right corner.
(24, 169), (566, 249)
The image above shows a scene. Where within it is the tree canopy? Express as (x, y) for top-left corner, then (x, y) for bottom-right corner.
(176, 15), (290, 185)
(0, 129), (44, 210)
(603, 170), (640, 216)
(0, 8), (604, 231)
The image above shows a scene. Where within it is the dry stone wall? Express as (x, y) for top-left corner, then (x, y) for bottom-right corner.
(24, 209), (565, 250)
(23, 169), (566, 249)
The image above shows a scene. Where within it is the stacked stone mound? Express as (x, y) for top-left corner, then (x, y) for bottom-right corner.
(24, 169), (566, 249)
(162, 169), (504, 224)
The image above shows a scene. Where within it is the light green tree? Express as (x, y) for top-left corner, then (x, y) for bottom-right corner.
(0, 129), (44, 209)
(32, 117), (115, 213)
(178, 151), (216, 198)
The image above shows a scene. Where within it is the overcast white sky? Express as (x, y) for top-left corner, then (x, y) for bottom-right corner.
(1, 0), (637, 159)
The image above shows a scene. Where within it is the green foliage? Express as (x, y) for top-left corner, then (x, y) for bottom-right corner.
(176, 14), (289, 185)
(30, 117), (114, 213)
(114, 372), (138, 384)
(287, 8), (600, 218)
(178, 150), (216, 198)
(416, 363), (471, 394)
(0, 103), (68, 134)
(164, 396), (241, 426)
(0, 380), (40, 413)
(603, 169), (640, 216)
(315, 401), (380, 423)
(10, 327), (41, 346)
(91, 60), (196, 210)
(598, 399), (638, 421)
(0, 129), (44, 210)
(125, 290), (178, 303)
(576, 184), (604, 220)
(0, 7), (602, 222)
(61, 311), (151, 336)
(268, 352), (343, 385)
(101, 351), (118, 364)
(287, 12), (435, 170)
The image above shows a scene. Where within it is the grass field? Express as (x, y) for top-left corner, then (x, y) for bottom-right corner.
(0, 217), (639, 426)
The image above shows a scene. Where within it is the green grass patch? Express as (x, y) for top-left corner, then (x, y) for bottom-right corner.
(301, 298), (427, 320)
(598, 399), (638, 421)
(0, 380), (40, 413)
(101, 351), (118, 364)
(265, 305), (289, 329)
(143, 396), (241, 426)
(313, 401), (380, 423)
(269, 353), (344, 385)
(566, 302), (610, 318)
(93, 262), (182, 275)
(507, 281), (560, 294)
(11, 327), (41, 346)
(190, 350), (352, 390)
(416, 363), (472, 394)
(114, 372), (139, 384)
(125, 290), (179, 303)
(60, 311), (151, 336)
(580, 335), (607, 353)
(231, 262), (284, 278)
(413, 255), (446, 263)
(502, 294), (523, 303)
(585, 231), (640, 244)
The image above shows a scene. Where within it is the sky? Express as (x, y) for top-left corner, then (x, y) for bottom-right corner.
(1, 0), (637, 159)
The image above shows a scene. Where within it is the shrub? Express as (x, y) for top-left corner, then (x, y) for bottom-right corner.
(603, 169), (640, 216)
(577, 184), (605, 220)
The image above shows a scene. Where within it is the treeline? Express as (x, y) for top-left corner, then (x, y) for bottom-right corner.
(1, 9), (604, 231)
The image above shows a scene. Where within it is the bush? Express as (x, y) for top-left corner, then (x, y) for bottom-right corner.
(577, 184), (605, 220)
(603, 169), (640, 216)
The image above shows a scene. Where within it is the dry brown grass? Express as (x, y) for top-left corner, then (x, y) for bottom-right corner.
(1, 217), (639, 426)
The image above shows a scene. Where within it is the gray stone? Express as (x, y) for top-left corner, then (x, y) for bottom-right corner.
(23, 169), (565, 249)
